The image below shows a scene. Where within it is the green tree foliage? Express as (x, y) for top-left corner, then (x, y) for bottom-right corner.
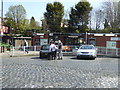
(29, 16), (38, 29)
(69, 0), (92, 33)
(102, 1), (120, 33)
(4, 5), (27, 34)
(30, 17), (41, 31)
(44, 2), (64, 33)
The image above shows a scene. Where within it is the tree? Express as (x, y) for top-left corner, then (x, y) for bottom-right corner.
(117, 1), (120, 29)
(44, 2), (64, 33)
(69, 0), (92, 33)
(29, 16), (40, 30)
(102, 1), (120, 32)
(4, 5), (27, 34)
(30, 17), (36, 28)
(104, 19), (109, 29)
(94, 10), (104, 31)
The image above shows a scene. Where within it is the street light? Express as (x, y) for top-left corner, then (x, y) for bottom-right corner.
(0, 0), (3, 43)
(86, 32), (87, 44)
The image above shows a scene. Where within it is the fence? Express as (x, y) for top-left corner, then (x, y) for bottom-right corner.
(17, 46), (41, 51)
(96, 46), (120, 57)
(2, 45), (120, 57)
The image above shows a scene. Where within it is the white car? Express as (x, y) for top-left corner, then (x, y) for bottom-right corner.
(77, 45), (97, 59)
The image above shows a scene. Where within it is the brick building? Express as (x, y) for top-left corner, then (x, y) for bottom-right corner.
(32, 33), (49, 46)
(86, 33), (120, 48)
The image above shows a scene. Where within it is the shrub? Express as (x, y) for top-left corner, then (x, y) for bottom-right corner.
(0, 42), (13, 51)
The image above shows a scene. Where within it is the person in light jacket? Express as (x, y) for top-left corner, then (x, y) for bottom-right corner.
(49, 41), (58, 60)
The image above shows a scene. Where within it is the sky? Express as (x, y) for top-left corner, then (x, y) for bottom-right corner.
(0, 0), (108, 25)
(1, 0), (119, 30)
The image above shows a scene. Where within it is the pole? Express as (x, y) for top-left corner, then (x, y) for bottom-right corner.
(34, 46), (36, 55)
(1, 0), (3, 23)
(86, 32), (87, 44)
(0, 0), (3, 42)
(116, 48), (118, 56)
(12, 47), (15, 56)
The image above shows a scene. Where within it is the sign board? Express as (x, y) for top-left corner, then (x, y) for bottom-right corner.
(107, 41), (116, 49)
(111, 37), (120, 41)
(105, 34), (115, 36)
(94, 34), (103, 36)
(40, 36), (44, 38)
(49, 33), (53, 36)
(40, 39), (48, 45)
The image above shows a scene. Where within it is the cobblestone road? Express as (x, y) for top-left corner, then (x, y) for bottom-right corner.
(1, 56), (119, 88)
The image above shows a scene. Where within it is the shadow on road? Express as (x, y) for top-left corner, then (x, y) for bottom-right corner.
(31, 57), (40, 59)
(31, 57), (51, 61)
(70, 57), (95, 60)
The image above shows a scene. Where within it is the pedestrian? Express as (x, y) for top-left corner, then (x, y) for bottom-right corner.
(49, 40), (58, 60)
(57, 40), (63, 60)
(24, 40), (29, 53)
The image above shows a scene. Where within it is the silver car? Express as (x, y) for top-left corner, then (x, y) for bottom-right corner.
(77, 45), (97, 59)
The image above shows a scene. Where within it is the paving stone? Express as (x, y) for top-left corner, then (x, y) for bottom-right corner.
(1, 56), (118, 88)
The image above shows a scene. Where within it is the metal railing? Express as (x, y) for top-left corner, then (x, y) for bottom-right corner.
(96, 46), (120, 57)
(6, 46), (120, 57)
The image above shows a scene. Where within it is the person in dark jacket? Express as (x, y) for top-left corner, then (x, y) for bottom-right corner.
(24, 40), (29, 53)
(57, 40), (63, 60)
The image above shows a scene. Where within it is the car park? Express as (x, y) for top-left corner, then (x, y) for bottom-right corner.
(76, 45), (97, 59)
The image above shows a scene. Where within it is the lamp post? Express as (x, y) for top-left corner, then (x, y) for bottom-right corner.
(0, 0), (3, 42)
(86, 32), (87, 44)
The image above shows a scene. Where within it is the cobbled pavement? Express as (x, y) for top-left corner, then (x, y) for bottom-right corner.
(1, 56), (119, 88)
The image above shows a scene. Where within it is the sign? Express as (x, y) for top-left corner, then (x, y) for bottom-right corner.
(111, 37), (120, 41)
(105, 34), (115, 36)
(94, 34), (103, 36)
(40, 36), (44, 38)
(49, 33), (53, 36)
(107, 41), (116, 49)
(68, 36), (78, 38)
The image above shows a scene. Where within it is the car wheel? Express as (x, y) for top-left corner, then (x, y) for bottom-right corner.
(77, 56), (79, 59)
(92, 57), (96, 60)
(40, 52), (43, 59)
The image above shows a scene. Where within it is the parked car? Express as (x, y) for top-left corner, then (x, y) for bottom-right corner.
(62, 46), (71, 52)
(76, 45), (97, 59)
(39, 44), (51, 59)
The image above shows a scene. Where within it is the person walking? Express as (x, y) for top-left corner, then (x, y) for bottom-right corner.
(57, 40), (63, 60)
(24, 40), (29, 53)
(49, 41), (58, 60)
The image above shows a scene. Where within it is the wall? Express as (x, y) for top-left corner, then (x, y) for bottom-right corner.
(32, 33), (49, 46)
(87, 33), (120, 48)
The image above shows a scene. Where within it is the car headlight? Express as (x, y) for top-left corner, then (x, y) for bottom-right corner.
(89, 52), (95, 55)
(77, 51), (81, 54)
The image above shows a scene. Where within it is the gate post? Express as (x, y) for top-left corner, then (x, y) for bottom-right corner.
(116, 48), (118, 56)
(106, 47), (108, 55)
(34, 46), (36, 55)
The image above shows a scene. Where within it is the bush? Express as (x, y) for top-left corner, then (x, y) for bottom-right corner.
(0, 42), (13, 51)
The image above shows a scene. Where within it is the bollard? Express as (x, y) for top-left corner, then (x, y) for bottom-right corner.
(24, 46), (25, 54)
(34, 46), (36, 55)
(11, 47), (15, 57)
(116, 48), (118, 56)
(106, 47), (107, 55)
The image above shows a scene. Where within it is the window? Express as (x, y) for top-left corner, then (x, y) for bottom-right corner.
(35, 39), (40, 45)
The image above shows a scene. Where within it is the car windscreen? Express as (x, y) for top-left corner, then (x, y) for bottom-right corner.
(41, 45), (50, 50)
(80, 46), (95, 49)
